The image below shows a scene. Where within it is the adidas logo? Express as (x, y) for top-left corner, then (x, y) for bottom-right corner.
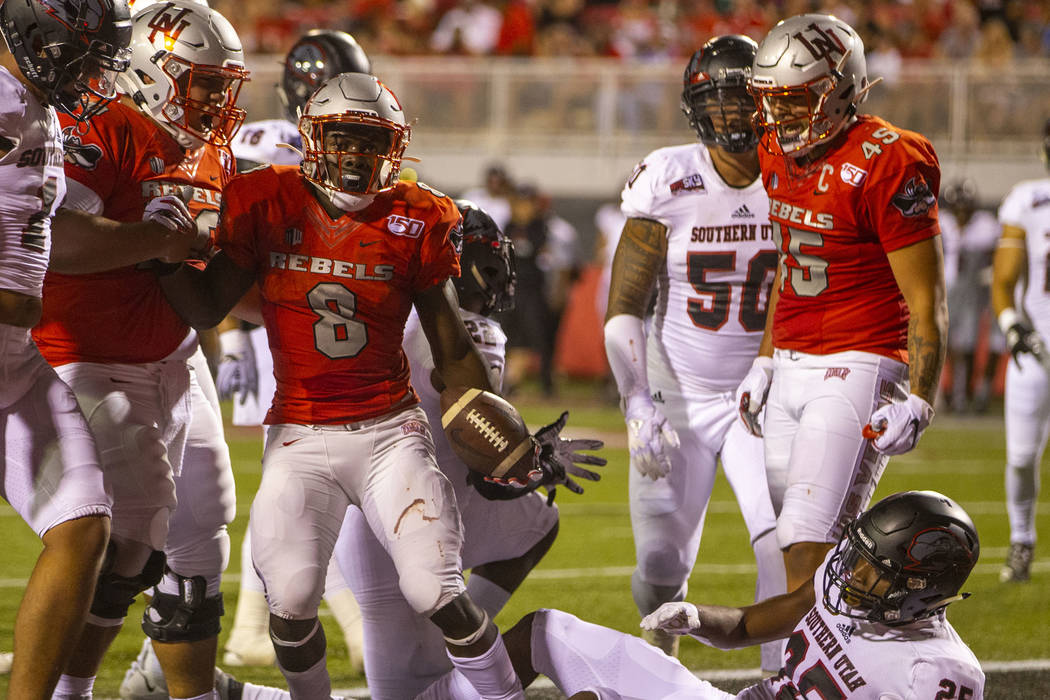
(837, 622), (855, 644)
(731, 204), (754, 219)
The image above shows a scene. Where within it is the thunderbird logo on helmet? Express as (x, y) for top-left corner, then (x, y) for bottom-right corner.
(904, 527), (971, 571)
(43, 0), (106, 32)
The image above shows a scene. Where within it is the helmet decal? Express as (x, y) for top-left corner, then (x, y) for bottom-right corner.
(145, 4), (192, 47)
(43, 0), (106, 32)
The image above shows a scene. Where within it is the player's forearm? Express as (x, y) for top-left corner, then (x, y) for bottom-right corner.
(756, 264), (782, 357)
(49, 209), (182, 274)
(157, 256), (246, 330)
(689, 604), (749, 649)
(907, 302), (947, 404)
(990, 243), (1025, 317)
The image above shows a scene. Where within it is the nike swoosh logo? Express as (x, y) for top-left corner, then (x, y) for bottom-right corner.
(282, 438), (303, 447)
(209, 175), (218, 181)
(360, 240), (379, 247)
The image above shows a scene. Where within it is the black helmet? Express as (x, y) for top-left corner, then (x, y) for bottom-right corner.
(824, 491), (979, 626)
(278, 29), (371, 122)
(1, 0), (133, 122)
(681, 34), (758, 153)
(453, 199), (516, 316)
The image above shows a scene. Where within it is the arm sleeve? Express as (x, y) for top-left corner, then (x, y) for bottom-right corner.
(214, 174), (258, 271)
(413, 191), (462, 291)
(58, 111), (125, 206)
(997, 184), (1027, 228)
(865, 133), (942, 253)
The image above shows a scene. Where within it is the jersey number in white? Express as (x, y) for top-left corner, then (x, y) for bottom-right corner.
(308, 283), (368, 359)
(772, 222), (829, 297)
(776, 631), (846, 700)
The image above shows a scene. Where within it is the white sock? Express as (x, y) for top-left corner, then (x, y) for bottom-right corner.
(173, 692), (218, 700)
(227, 590), (272, 643)
(446, 633), (523, 700)
(1006, 461), (1039, 544)
(240, 683), (295, 700)
(465, 575), (512, 619)
(278, 654), (331, 700)
(52, 674), (95, 699)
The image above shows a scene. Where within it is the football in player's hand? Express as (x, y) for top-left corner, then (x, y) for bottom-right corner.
(439, 387), (539, 484)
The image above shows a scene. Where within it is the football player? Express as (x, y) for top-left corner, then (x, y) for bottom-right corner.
(0, 0), (131, 695)
(422, 491), (985, 700)
(155, 72), (570, 699)
(33, 2), (250, 698)
(940, 181), (1002, 414)
(990, 117), (1050, 583)
(737, 13), (948, 595)
(217, 29), (373, 671)
(602, 35), (785, 666)
(333, 200), (601, 699)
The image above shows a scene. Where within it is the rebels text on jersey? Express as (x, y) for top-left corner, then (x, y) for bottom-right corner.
(621, 143), (776, 392)
(758, 115), (941, 362)
(998, 178), (1050, 338)
(762, 558), (984, 700)
(0, 67), (66, 298)
(216, 166), (460, 425)
(33, 100), (233, 365)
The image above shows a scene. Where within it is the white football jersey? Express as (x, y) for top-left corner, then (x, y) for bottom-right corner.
(998, 178), (1050, 337)
(403, 307), (507, 481)
(0, 67), (67, 298)
(761, 559), (985, 700)
(230, 118), (301, 167)
(621, 144), (775, 393)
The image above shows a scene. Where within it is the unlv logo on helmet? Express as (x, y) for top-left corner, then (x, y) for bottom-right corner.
(147, 4), (192, 44)
(42, 0), (106, 32)
(793, 22), (846, 64)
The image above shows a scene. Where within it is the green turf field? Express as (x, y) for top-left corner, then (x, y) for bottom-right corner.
(0, 385), (1046, 697)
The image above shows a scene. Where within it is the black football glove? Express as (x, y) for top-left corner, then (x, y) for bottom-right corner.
(533, 411), (606, 504)
(1005, 320), (1050, 368)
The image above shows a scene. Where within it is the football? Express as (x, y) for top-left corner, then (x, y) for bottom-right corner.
(439, 387), (539, 483)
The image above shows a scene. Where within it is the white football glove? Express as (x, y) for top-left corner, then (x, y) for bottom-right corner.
(143, 194), (194, 234)
(735, 356), (773, 437)
(216, 329), (259, 403)
(640, 602), (702, 639)
(624, 396), (679, 480)
(863, 394), (934, 455)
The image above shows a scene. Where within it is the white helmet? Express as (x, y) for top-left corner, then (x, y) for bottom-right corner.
(749, 14), (871, 157)
(128, 0), (207, 12)
(298, 72), (411, 197)
(118, 0), (247, 149)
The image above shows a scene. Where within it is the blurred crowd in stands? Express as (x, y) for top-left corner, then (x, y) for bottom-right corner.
(209, 0), (1050, 63)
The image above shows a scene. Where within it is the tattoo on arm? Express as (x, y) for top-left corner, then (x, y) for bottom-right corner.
(605, 218), (667, 320)
(908, 315), (945, 403)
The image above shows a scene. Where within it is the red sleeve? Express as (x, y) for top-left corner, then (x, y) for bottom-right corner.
(863, 132), (941, 253)
(59, 109), (132, 205)
(412, 187), (462, 292)
(215, 171), (262, 272)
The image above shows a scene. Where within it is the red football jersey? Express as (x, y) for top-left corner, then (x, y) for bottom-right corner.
(34, 100), (234, 365)
(216, 166), (461, 425)
(758, 114), (941, 361)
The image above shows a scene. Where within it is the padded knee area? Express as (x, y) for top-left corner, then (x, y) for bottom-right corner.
(399, 567), (462, 618)
(142, 572), (224, 642)
(631, 570), (685, 617)
(91, 545), (166, 620)
(634, 542), (688, 591)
